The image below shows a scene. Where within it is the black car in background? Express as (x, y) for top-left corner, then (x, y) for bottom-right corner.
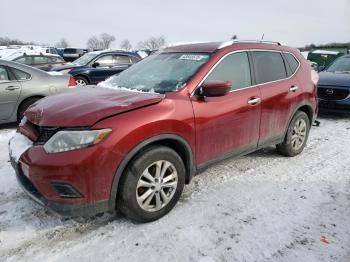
(318, 55), (350, 113)
(63, 48), (88, 62)
(51, 50), (142, 85)
(13, 54), (66, 71)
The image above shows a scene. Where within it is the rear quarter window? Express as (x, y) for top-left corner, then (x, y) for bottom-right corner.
(11, 68), (31, 81)
(283, 53), (300, 76)
(252, 51), (287, 84)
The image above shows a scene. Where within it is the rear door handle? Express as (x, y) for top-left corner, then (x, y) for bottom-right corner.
(5, 86), (20, 91)
(247, 97), (261, 105)
(289, 86), (299, 92)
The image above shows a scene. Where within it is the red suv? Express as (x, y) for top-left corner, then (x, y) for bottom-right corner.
(9, 41), (318, 222)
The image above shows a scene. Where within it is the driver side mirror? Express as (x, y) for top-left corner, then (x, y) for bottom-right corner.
(198, 81), (232, 97)
(92, 62), (100, 68)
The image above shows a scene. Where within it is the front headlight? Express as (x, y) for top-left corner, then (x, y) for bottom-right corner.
(44, 129), (112, 153)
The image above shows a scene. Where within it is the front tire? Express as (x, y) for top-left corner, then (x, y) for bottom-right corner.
(276, 111), (310, 157)
(117, 146), (185, 223)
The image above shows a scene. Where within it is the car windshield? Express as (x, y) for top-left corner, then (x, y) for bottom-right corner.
(72, 52), (97, 66)
(100, 52), (210, 93)
(327, 57), (350, 73)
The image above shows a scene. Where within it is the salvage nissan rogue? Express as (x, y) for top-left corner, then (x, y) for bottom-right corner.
(9, 40), (318, 222)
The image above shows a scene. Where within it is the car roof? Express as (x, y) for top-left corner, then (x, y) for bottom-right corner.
(0, 59), (49, 76)
(162, 40), (291, 53)
(86, 50), (141, 58)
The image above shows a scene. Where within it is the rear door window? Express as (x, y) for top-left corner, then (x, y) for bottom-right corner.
(252, 51), (287, 84)
(205, 52), (252, 90)
(33, 56), (49, 64)
(113, 55), (132, 65)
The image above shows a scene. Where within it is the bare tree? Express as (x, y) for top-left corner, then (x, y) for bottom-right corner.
(100, 33), (116, 49)
(87, 33), (116, 50)
(55, 38), (69, 48)
(138, 36), (166, 50)
(120, 39), (132, 51)
(87, 36), (102, 50)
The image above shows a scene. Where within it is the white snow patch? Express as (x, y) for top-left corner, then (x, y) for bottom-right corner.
(8, 132), (33, 162)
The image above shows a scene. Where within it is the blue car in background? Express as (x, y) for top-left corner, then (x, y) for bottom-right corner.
(318, 54), (350, 113)
(51, 50), (142, 85)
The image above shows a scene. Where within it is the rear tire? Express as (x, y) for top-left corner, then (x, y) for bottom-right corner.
(276, 111), (310, 157)
(117, 146), (185, 223)
(74, 76), (88, 86)
(17, 97), (41, 123)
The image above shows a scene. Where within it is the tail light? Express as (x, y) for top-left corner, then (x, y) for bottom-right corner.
(68, 76), (76, 88)
(311, 70), (319, 85)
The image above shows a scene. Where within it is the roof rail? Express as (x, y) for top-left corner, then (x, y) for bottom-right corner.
(218, 39), (282, 49)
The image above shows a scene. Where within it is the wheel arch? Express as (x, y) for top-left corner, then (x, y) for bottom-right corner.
(16, 95), (45, 121)
(282, 102), (314, 140)
(74, 74), (91, 84)
(109, 134), (195, 209)
(297, 104), (314, 124)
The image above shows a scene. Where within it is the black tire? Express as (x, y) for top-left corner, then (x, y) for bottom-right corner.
(17, 97), (41, 123)
(117, 146), (186, 223)
(74, 76), (88, 86)
(276, 111), (310, 157)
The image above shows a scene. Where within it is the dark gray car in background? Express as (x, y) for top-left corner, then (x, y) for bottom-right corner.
(0, 60), (75, 124)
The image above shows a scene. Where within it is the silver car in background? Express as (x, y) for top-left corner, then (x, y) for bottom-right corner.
(0, 60), (75, 124)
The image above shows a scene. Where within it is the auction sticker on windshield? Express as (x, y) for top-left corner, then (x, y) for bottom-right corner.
(179, 54), (207, 61)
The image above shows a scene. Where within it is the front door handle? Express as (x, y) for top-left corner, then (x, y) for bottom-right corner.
(289, 85), (299, 92)
(247, 97), (261, 105)
(6, 86), (20, 91)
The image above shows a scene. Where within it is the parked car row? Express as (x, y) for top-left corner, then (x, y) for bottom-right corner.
(52, 50), (142, 85)
(0, 45), (144, 87)
(8, 40), (319, 222)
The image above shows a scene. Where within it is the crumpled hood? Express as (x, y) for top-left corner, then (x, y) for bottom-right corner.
(318, 71), (350, 88)
(25, 87), (164, 127)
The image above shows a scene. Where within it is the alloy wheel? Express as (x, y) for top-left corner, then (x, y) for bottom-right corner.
(136, 160), (178, 212)
(291, 118), (307, 151)
(75, 79), (87, 86)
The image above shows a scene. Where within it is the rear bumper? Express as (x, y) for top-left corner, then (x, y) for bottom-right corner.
(10, 157), (112, 217)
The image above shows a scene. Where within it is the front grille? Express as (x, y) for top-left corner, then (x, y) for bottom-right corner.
(318, 86), (350, 101)
(34, 125), (59, 145)
(18, 121), (58, 144)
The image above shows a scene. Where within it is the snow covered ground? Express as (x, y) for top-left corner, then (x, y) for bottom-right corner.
(0, 116), (349, 262)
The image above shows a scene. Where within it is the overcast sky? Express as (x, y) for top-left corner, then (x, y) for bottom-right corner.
(1, 0), (349, 48)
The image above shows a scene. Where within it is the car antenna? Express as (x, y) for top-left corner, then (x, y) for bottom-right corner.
(260, 33), (265, 42)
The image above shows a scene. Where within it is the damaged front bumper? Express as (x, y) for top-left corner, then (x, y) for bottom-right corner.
(9, 157), (110, 217)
